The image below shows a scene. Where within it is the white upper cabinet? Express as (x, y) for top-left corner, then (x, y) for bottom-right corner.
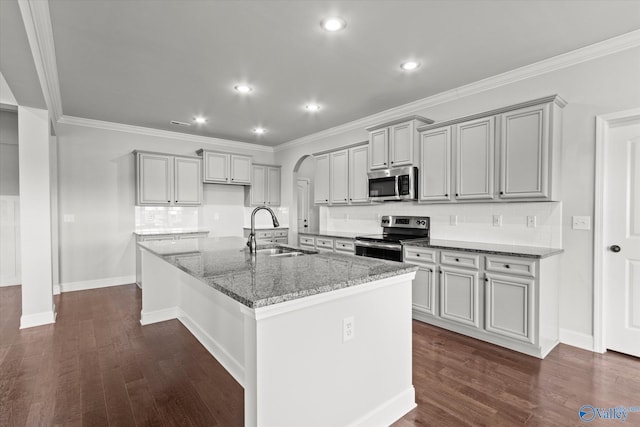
(455, 116), (495, 200)
(314, 154), (330, 204)
(330, 149), (349, 204)
(367, 116), (433, 170)
(419, 127), (451, 202)
(135, 151), (202, 206)
(389, 121), (414, 167)
(349, 145), (369, 203)
(231, 155), (252, 184)
(174, 157), (202, 205)
(368, 128), (389, 170)
(246, 164), (281, 206)
(417, 95), (565, 204)
(197, 149), (252, 185)
(499, 103), (556, 200)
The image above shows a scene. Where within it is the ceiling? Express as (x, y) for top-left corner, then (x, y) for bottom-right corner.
(2, 1), (640, 146)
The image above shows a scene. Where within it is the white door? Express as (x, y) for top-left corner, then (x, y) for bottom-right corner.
(296, 179), (310, 233)
(605, 116), (640, 357)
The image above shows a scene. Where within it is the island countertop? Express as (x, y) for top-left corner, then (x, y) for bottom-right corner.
(404, 239), (563, 259)
(139, 236), (417, 309)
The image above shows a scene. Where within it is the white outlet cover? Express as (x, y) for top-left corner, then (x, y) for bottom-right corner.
(572, 216), (591, 230)
(450, 215), (458, 226)
(493, 215), (502, 227)
(63, 214), (75, 223)
(343, 316), (354, 342)
(527, 216), (536, 228)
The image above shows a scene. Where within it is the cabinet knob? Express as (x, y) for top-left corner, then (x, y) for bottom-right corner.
(485, 277), (488, 282)
(455, 258), (460, 262)
(344, 198), (347, 201)
(610, 245), (621, 253)
(505, 264), (510, 269)
(499, 191), (504, 195)
(444, 194), (448, 197)
(391, 161), (394, 164)
(326, 199), (328, 202)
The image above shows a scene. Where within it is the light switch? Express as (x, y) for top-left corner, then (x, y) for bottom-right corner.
(572, 216), (591, 230)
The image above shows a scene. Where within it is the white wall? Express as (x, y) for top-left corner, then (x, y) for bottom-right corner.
(56, 123), (274, 286)
(276, 47), (640, 340)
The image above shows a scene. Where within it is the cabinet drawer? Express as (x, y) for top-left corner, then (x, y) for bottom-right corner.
(315, 238), (334, 250)
(274, 230), (288, 238)
(140, 234), (177, 241)
(178, 232), (208, 240)
(440, 251), (480, 269)
(404, 247), (437, 264)
(334, 240), (354, 253)
(273, 237), (288, 244)
(299, 236), (315, 247)
(255, 230), (273, 239)
(485, 256), (536, 277)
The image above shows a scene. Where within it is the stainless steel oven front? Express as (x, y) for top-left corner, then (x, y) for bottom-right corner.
(354, 240), (404, 262)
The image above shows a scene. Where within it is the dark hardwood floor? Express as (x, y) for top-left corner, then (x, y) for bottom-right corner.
(1, 284), (639, 426)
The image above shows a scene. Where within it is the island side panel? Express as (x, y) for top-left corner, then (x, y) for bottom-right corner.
(243, 273), (416, 427)
(140, 249), (180, 324)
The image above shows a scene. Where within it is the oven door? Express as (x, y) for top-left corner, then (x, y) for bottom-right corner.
(354, 240), (403, 262)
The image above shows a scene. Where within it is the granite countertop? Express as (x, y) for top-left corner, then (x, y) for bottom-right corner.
(299, 231), (360, 240)
(242, 226), (289, 231)
(139, 236), (417, 309)
(134, 229), (210, 236)
(405, 239), (563, 259)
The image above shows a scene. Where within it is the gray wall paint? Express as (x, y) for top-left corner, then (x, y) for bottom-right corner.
(276, 47), (640, 339)
(0, 110), (19, 195)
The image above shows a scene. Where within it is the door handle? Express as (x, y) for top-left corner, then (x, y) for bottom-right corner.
(610, 245), (621, 253)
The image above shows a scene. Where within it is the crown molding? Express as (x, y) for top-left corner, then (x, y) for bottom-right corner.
(275, 29), (640, 153)
(58, 115), (274, 153)
(17, 0), (63, 125)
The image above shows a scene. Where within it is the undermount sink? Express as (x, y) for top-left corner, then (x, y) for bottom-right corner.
(253, 246), (315, 257)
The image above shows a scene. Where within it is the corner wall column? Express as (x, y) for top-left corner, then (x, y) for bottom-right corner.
(18, 106), (55, 328)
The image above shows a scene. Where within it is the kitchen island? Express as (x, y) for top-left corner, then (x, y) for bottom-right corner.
(138, 236), (418, 427)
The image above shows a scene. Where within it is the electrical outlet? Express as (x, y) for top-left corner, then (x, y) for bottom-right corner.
(343, 316), (354, 343)
(493, 215), (502, 227)
(63, 214), (75, 223)
(572, 216), (591, 230)
(527, 216), (536, 228)
(450, 215), (458, 226)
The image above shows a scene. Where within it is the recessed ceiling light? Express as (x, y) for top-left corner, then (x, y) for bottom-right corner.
(305, 104), (321, 112)
(253, 127), (266, 135)
(194, 116), (207, 124)
(234, 84), (253, 94)
(400, 61), (420, 71)
(321, 17), (346, 32)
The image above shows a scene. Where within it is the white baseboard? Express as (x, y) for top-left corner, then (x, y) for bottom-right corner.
(59, 275), (135, 293)
(53, 284), (61, 295)
(348, 386), (416, 427)
(140, 307), (179, 325)
(559, 328), (594, 352)
(177, 310), (245, 387)
(20, 309), (56, 329)
(0, 277), (21, 287)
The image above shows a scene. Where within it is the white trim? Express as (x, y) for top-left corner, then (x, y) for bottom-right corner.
(275, 29), (640, 152)
(559, 328), (594, 352)
(177, 309), (245, 387)
(593, 108), (640, 354)
(59, 275), (135, 293)
(347, 386), (416, 427)
(53, 284), (60, 295)
(0, 279), (21, 287)
(17, 0), (63, 123)
(140, 307), (179, 325)
(58, 115), (273, 153)
(20, 309), (56, 329)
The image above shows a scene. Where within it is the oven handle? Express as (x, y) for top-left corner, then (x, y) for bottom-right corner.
(354, 240), (403, 251)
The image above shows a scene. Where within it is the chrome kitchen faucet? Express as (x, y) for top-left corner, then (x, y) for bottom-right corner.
(247, 205), (280, 253)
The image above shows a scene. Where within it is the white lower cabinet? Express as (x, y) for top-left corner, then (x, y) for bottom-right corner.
(484, 273), (534, 343)
(439, 265), (480, 328)
(243, 228), (288, 244)
(298, 234), (356, 255)
(405, 246), (560, 359)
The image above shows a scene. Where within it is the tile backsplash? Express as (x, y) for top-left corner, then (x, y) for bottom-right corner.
(321, 201), (562, 248)
(135, 206), (199, 231)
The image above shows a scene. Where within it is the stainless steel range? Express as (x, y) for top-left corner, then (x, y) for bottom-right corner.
(355, 215), (430, 262)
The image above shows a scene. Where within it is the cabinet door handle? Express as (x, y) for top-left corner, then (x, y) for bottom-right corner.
(455, 258), (460, 262)
(505, 264), (510, 269)
(485, 277), (488, 282)
(499, 191), (504, 195)
(416, 253), (420, 257)
(455, 193), (459, 197)
(444, 194), (448, 197)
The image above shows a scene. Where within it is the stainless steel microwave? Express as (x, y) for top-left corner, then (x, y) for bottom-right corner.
(368, 166), (418, 201)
